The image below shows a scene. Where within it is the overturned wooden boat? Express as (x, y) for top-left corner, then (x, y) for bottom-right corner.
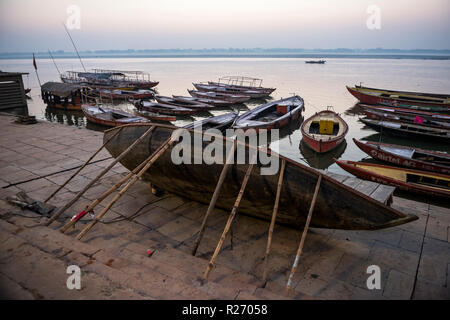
(82, 104), (149, 127)
(347, 85), (450, 110)
(155, 95), (214, 111)
(233, 96), (304, 130)
(360, 104), (450, 128)
(188, 90), (251, 103)
(183, 112), (238, 131)
(172, 95), (234, 107)
(99, 89), (154, 100)
(135, 100), (197, 116)
(207, 76), (276, 97)
(301, 109), (348, 153)
(353, 139), (450, 175)
(193, 83), (270, 99)
(103, 123), (417, 230)
(360, 118), (450, 142)
(335, 159), (450, 199)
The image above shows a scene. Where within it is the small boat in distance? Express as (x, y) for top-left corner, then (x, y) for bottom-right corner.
(188, 90), (251, 103)
(135, 100), (197, 116)
(353, 139), (450, 175)
(82, 104), (149, 127)
(233, 96), (304, 131)
(301, 108), (349, 153)
(335, 159), (450, 199)
(155, 95), (214, 111)
(347, 85), (450, 110)
(360, 118), (450, 142)
(172, 95), (235, 107)
(305, 60), (326, 64)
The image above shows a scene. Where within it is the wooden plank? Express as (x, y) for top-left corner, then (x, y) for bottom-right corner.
(324, 172), (348, 183)
(354, 180), (379, 196)
(369, 184), (396, 205)
(342, 177), (363, 189)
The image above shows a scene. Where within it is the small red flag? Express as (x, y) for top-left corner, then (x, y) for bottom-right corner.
(32, 53), (37, 70)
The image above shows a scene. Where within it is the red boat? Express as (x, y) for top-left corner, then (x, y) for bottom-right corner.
(301, 109), (348, 153)
(335, 159), (450, 199)
(347, 85), (450, 111)
(353, 139), (450, 175)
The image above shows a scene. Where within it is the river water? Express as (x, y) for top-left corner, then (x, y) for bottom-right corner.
(1, 57), (449, 174)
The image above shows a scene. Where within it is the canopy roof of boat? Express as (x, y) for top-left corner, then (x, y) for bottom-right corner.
(41, 81), (82, 97)
(218, 76), (263, 87)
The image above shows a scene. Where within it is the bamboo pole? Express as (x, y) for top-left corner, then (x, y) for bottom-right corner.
(204, 155), (256, 280)
(59, 137), (169, 233)
(45, 126), (155, 226)
(75, 134), (177, 241)
(44, 128), (122, 203)
(285, 174), (322, 294)
(191, 140), (237, 256)
(261, 159), (286, 286)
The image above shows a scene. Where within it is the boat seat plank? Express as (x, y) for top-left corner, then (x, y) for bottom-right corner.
(341, 177), (363, 189)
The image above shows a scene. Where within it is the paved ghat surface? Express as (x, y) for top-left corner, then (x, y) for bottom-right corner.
(0, 114), (448, 300)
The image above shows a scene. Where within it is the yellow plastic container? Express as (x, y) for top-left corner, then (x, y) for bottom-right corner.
(319, 120), (334, 134)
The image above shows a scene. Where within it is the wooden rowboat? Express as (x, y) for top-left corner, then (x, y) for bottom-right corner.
(188, 90), (251, 103)
(233, 96), (304, 130)
(301, 110), (348, 153)
(347, 85), (450, 110)
(155, 95), (214, 111)
(103, 123), (417, 230)
(335, 159), (450, 199)
(353, 139), (450, 175)
(193, 83), (270, 99)
(82, 104), (149, 127)
(172, 95), (234, 107)
(183, 112), (238, 131)
(135, 110), (176, 122)
(360, 104), (450, 128)
(99, 89), (154, 100)
(135, 100), (197, 116)
(360, 118), (450, 142)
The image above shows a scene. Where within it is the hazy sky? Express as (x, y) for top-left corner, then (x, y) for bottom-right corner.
(0, 0), (449, 52)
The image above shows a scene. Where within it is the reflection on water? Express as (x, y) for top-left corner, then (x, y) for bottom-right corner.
(360, 133), (450, 153)
(1, 57), (449, 173)
(299, 139), (347, 169)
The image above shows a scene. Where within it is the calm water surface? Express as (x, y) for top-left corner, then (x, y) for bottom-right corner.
(1, 57), (449, 175)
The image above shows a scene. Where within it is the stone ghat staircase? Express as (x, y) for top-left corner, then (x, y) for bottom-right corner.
(0, 206), (310, 300)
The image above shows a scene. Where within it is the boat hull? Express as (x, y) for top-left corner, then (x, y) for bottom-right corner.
(335, 160), (450, 199)
(347, 86), (450, 110)
(103, 124), (417, 230)
(353, 139), (450, 175)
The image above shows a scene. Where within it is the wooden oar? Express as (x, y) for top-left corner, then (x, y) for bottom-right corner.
(44, 127), (122, 203)
(59, 138), (170, 233)
(285, 174), (322, 294)
(261, 159), (286, 286)
(75, 132), (179, 241)
(204, 154), (256, 280)
(191, 140), (237, 256)
(45, 126), (155, 226)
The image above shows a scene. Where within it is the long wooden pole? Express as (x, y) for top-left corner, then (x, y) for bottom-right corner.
(59, 138), (168, 233)
(45, 126), (155, 226)
(191, 141), (237, 256)
(75, 135), (176, 241)
(261, 159), (286, 286)
(204, 156), (256, 280)
(285, 174), (322, 294)
(44, 128), (122, 203)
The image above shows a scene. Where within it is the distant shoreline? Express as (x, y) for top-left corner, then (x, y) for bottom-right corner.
(1, 53), (449, 60)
